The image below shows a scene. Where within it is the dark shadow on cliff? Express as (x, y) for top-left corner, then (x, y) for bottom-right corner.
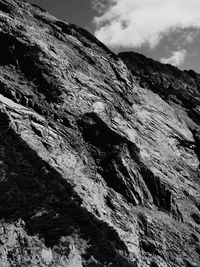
(78, 112), (183, 222)
(0, 111), (137, 267)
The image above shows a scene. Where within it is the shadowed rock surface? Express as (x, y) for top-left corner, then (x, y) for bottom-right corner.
(0, 1), (200, 266)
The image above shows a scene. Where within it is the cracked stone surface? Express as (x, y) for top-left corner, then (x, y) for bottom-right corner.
(0, 1), (199, 266)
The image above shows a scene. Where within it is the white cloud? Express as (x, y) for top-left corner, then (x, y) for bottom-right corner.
(93, 0), (200, 49)
(160, 49), (187, 66)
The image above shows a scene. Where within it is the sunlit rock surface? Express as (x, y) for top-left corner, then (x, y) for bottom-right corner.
(0, 1), (200, 266)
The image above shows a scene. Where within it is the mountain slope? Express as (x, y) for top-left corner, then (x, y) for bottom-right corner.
(0, 1), (199, 266)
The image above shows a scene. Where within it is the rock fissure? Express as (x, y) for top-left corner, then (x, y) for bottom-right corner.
(0, 1), (199, 266)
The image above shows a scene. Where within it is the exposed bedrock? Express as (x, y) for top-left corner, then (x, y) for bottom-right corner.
(0, 1), (199, 266)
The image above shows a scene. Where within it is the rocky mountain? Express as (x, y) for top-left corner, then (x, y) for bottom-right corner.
(0, 0), (200, 266)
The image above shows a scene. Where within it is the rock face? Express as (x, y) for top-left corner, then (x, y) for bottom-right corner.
(0, 1), (200, 266)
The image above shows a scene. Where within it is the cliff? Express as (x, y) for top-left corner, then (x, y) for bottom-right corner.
(0, 1), (199, 267)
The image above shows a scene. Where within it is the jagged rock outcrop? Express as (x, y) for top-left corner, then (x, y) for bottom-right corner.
(0, 1), (200, 266)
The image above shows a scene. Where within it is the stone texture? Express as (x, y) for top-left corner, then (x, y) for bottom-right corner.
(0, 1), (199, 266)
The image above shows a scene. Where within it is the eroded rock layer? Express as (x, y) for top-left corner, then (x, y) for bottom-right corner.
(0, 1), (200, 266)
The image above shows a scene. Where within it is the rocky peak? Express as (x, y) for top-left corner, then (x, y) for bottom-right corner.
(0, 1), (200, 267)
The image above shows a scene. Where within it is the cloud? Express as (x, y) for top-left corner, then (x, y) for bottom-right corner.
(92, 0), (108, 14)
(182, 30), (199, 44)
(160, 49), (187, 66)
(93, 0), (200, 49)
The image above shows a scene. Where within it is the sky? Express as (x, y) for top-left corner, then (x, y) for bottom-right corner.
(26, 0), (200, 73)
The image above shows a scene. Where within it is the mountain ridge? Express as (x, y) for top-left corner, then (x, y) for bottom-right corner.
(0, 1), (200, 267)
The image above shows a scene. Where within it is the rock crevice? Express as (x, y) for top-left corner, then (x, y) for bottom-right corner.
(0, 1), (199, 266)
